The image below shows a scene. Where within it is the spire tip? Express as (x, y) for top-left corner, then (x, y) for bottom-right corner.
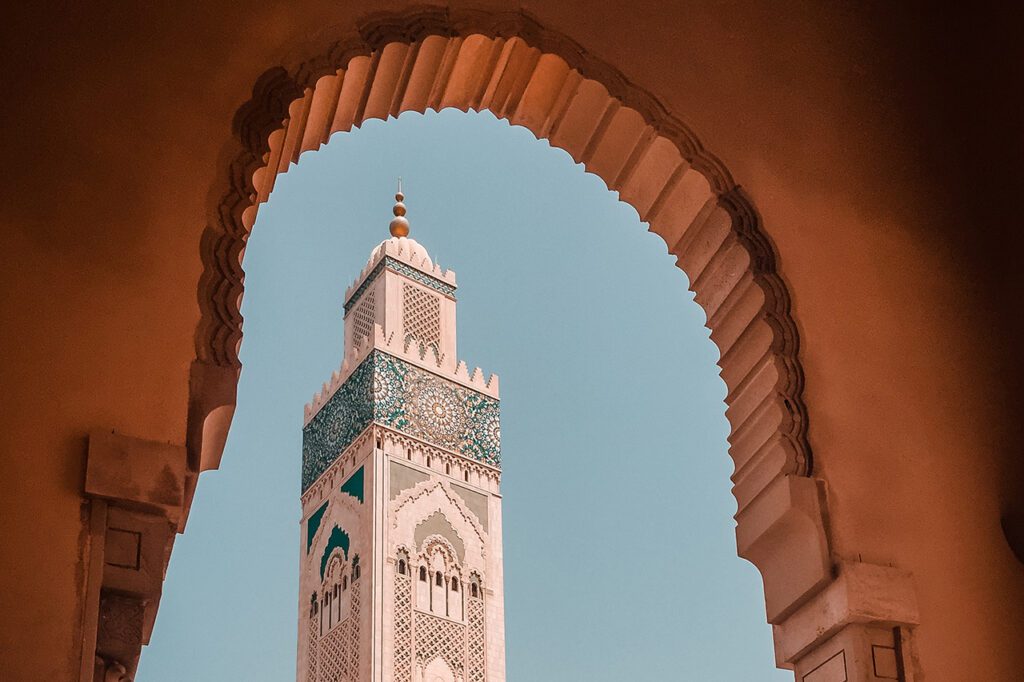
(390, 178), (409, 237)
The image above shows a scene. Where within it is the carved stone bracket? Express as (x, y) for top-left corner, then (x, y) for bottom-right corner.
(736, 475), (832, 623)
(774, 561), (920, 680)
(81, 431), (187, 681)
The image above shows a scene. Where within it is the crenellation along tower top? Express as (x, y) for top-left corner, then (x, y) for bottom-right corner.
(319, 184), (497, 404)
(298, 181), (507, 682)
(303, 183), (499, 476)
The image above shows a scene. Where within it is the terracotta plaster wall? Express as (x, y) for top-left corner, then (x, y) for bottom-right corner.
(0, 2), (1020, 680)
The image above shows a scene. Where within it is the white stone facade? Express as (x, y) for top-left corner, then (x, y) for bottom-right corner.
(298, 234), (506, 682)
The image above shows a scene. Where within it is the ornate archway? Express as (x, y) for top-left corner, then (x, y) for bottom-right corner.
(182, 8), (913, 679)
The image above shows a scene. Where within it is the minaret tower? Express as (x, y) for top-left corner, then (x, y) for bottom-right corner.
(298, 184), (506, 682)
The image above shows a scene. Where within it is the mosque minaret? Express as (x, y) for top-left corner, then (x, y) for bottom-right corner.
(297, 184), (506, 682)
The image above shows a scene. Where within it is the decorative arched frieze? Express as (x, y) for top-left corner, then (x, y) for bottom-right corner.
(391, 478), (487, 564)
(417, 534), (462, 573)
(380, 427), (501, 488)
(301, 425), (500, 508)
(306, 496), (367, 580)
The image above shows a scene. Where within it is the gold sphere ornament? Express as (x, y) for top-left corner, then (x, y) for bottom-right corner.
(390, 216), (410, 237)
(389, 181), (410, 237)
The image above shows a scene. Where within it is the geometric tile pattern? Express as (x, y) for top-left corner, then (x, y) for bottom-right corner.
(348, 586), (361, 679)
(401, 283), (440, 351)
(308, 612), (319, 682)
(373, 354), (500, 468)
(344, 257), (456, 314)
(302, 359), (375, 491)
(318, 584), (360, 681)
(414, 610), (466, 676)
(318, 618), (346, 681)
(393, 573), (413, 682)
(387, 258), (456, 298)
(303, 351), (501, 490)
(467, 596), (486, 682)
(351, 290), (375, 346)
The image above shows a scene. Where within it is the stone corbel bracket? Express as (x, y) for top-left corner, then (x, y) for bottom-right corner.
(776, 561), (921, 680)
(81, 430), (188, 681)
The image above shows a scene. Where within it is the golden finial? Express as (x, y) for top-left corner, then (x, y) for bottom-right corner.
(389, 177), (409, 237)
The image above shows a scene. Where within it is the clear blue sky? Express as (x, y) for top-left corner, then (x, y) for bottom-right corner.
(139, 110), (787, 680)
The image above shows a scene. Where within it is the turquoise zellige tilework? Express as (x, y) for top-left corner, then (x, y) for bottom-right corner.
(343, 257), (456, 313)
(340, 466), (365, 503)
(302, 351), (500, 491)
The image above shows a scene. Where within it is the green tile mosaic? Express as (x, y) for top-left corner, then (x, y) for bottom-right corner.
(344, 256), (456, 314)
(302, 358), (375, 490)
(306, 501), (329, 554)
(302, 351), (500, 491)
(340, 466), (364, 503)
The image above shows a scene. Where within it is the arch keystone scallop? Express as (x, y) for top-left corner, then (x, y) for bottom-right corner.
(179, 7), (920, 679)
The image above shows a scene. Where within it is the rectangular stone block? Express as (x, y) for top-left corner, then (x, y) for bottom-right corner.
(86, 430), (186, 522)
(792, 623), (911, 682)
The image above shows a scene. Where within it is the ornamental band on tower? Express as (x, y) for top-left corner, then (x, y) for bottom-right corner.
(298, 185), (506, 682)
